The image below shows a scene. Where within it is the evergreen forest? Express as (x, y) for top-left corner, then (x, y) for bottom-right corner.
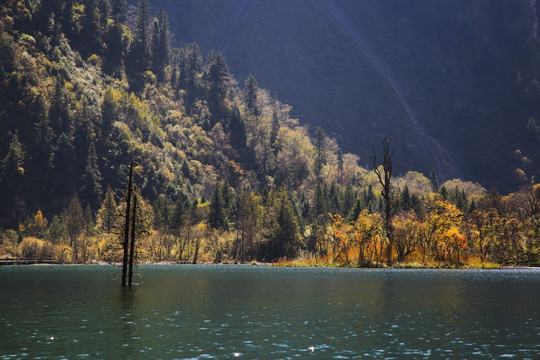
(0, 0), (539, 267)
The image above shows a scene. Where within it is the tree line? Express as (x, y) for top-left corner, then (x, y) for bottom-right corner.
(0, 1), (538, 266)
(2, 168), (539, 266)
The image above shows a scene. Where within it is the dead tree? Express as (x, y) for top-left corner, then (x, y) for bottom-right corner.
(121, 161), (133, 287)
(371, 138), (395, 265)
(128, 195), (138, 286)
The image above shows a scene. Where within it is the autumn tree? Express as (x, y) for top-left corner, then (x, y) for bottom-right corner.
(329, 213), (355, 263)
(23, 210), (49, 239)
(354, 210), (383, 265)
(425, 198), (464, 264)
(393, 210), (420, 262)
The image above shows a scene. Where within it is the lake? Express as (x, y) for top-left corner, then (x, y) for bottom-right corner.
(0, 265), (539, 359)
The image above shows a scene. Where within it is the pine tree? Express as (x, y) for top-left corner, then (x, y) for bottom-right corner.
(267, 187), (300, 260)
(314, 127), (327, 180)
(153, 195), (171, 233)
(66, 193), (84, 263)
(348, 198), (364, 222)
(58, 0), (75, 36)
(244, 74), (259, 116)
(429, 169), (439, 192)
(1, 133), (26, 227)
(100, 87), (117, 140)
(401, 185), (412, 211)
(81, 142), (103, 210)
(206, 51), (230, 124)
(110, 0), (127, 27)
(365, 184), (375, 212)
(33, 106), (54, 170)
(2, 133), (25, 181)
(440, 185), (448, 200)
(53, 132), (76, 195)
(311, 181), (327, 221)
(127, 0), (151, 79)
(337, 148), (344, 173)
(342, 185), (355, 216)
(81, 203), (95, 262)
(73, 96), (97, 172)
(98, 186), (117, 234)
(222, 180), (235, 226)
(171, 195), (187, 233)
(228, 105), (247, 151)
(270, 102), (280, 149)
(151, 8), (170, 82)
(81, 0), (104, 55)
(235, 189), (260, 262)
(209, 181), (227, 229)
(104, 23), (124, 75)
(49, 77), (72, 135)
(328, 182), (341, 215)
(180, 43), (203, 114)
(97, 0), (110, 29)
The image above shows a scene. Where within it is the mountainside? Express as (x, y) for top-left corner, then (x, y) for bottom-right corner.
(148, 0), (540, 191)
(0, 1), (538, 267)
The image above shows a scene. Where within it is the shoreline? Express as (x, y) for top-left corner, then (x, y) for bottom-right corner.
(1, 258), (538, 270)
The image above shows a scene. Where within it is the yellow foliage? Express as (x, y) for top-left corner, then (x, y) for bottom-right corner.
(33, 210), (48, 229)
(328, 211), (383, 265)
(19, 237), (53, 260)
(54, 244), (73, 264)
(87, 54), (102, 68)
(394, 171), (431, 195)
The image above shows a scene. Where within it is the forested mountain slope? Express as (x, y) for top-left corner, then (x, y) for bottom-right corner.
(0, 0), (367, 230)
(0, 1), (538, 266)
(149, 0), (540, 190)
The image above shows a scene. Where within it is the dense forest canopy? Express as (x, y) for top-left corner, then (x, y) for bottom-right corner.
(0, 0), (538, 266)
(146, 0), (540, 191)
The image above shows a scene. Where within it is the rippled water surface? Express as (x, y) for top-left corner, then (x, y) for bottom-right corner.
(0, 265), (539, 359)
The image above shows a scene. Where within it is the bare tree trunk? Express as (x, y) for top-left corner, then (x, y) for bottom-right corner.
(371, 139), (394, 265)
(192, 238), (200, 264)
(122, 161), (133, 287)
(128, 195), (137, 286)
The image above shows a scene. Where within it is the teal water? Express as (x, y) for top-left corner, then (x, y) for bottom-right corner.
(0, 265), (539, 359)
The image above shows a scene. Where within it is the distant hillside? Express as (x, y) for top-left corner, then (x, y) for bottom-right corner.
(146, 0), (540, 191)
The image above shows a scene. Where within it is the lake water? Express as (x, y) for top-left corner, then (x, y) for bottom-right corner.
(0, 265), (539, 359)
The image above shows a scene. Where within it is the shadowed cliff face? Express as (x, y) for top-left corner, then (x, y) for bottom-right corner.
(144, 0), (540, 191)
